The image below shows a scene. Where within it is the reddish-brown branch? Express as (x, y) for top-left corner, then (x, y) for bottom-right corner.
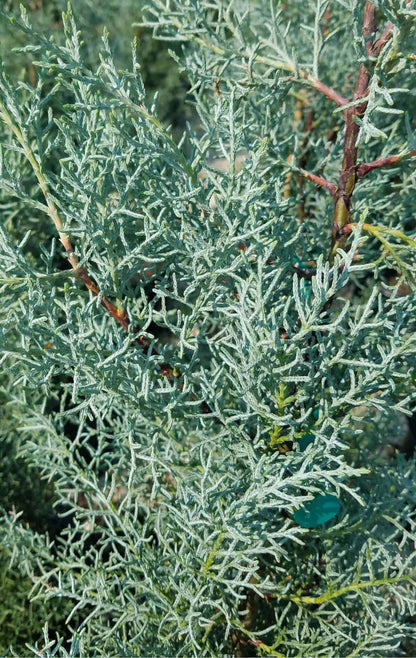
(357, 150), (416, 177)
(309, 77), (350, 107)
(295, 75), (349, 107)
(74, 267), (130, 331)
(371, 23), (394, 56)
(295, 3), (376, 110)
(363, 2), (376, 54)
(371, 0), (411, 56)
(329, 2), (376, 259)
(298, 169), (337, 195)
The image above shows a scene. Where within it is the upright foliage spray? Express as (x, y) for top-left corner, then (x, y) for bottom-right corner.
(0, 1), (416, 655)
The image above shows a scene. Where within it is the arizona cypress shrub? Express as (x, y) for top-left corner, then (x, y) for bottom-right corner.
(0, 1), (416, 656)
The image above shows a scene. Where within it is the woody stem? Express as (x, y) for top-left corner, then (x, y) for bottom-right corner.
(329, 2), (376, 261)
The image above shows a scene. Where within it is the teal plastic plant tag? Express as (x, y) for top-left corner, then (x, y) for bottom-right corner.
(293, 494), (341, 528)
(298, 433), (315, 451)
(293, 257), (313, 300)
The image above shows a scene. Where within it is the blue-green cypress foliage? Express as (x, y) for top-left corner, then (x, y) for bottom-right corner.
(0, 1), (415, 655)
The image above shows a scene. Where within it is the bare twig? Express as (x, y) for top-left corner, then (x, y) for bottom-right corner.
(298, 169), (337, 195)
(371, 22), (394, 57)
(357, 150), (416, 177)
(292, 75), (349, 107)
